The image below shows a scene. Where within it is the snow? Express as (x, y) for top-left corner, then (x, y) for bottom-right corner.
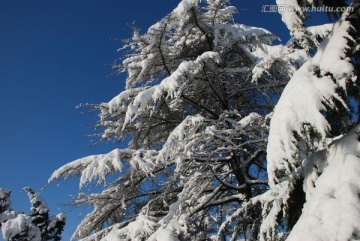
(0, 210), (16, 223)
(30, 195), (49, 214)
(2, 214), (41, 241)
(172, 0), (199, 25)
(238, 112), (262, 128)
(56, 212), (66, 221)
(146, 173), (208, 241)
(173, 0), (199, 18)
(0, 188), (15, 227)
(48, 213), (66, 230)
(287, 125), (360, 241)
(148, 229), (180, 241)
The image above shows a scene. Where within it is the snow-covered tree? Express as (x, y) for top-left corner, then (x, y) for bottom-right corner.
(23, 187), (66, 241)
(49, 0), (360, 240)
(0, 188), (66, 241)
(0, 188), (41, 241)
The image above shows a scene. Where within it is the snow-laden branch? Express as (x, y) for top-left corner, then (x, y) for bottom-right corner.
(156, 114), (204, 166)
(100, 212), (158, 241)
(121, 51), (220, 130)
(213, 23), (276, 48)
(251, 44), (308, 82)
(276, 0), (314, 50)
(49, 148), (158, 188)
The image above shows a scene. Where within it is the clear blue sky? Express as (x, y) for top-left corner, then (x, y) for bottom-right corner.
(0, 0), (331, 240)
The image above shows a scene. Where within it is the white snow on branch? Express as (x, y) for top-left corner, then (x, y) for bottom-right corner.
(213, 23), (276, 47)
(104, 87), (145, 114)
(251, 44), (308, 82)
(284, 23), (333, 49)
(156, 115), (204, 166)
(0, 210), (16, 224)
(312, 17), (354, 82)
(23, 187), (49, 215)
(2, 214), (41, 241)
(101, 212), (158, 241)
(120, 51), (219, 130)
(216, 180), (291, 241)
(49, 149), (157, 188)
(238, 112), (262, 128)
(306, 23), (334, 42)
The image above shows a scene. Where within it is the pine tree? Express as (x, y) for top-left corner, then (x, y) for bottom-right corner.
(23, 187), (66, 241)
(24, 187), (50, 240)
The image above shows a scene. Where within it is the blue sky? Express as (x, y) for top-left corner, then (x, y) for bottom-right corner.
(0, 0), (332, 240)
